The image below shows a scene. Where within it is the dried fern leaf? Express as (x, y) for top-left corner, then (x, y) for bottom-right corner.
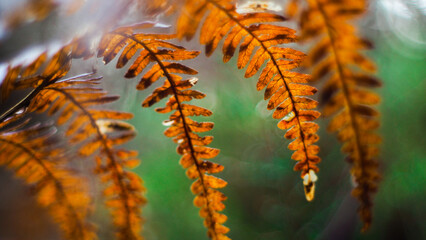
(28, 76), (146, 240)
(98, 27), (229, 240)
(1, 42), (146, 239)
(0, 121), (95, 240)
(177, 0), (321, 201)
(0, 45), (74, 126)
(291, 0), (381, 231)
(0, 48), (69, 102)
(0, 37), (96, 123)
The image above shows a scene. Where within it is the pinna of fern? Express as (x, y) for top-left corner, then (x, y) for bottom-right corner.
(0, 47), (95, 240)
(97, 24), (229, 240)
(176, 0), (321, 201)
(28, 74), (146, 240)
(0, 119), (96, 240)
(0, 42), (145, 240)
(287, 0), (381, 231)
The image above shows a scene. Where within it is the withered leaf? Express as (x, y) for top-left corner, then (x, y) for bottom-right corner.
(292, 0), (382, 230)
(97, 26), (228, 240)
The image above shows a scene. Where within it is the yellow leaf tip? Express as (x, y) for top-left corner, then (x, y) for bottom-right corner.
(303, 169), (317, 202)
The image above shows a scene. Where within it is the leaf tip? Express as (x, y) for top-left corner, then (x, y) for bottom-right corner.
(303, 169), (318, 202)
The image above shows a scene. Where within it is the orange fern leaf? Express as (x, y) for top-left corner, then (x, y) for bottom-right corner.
(291, 0), (381, 231)
(98, 26), (229, 240)
(0, 119), (95, 240)
(177, 0), (321, 200)
(1, 42), (145, 239)
(1, 64), (23, 102)
(28, 75), (146, 240)
(0, 47), (70, 102)
(0, 46), (74, 128)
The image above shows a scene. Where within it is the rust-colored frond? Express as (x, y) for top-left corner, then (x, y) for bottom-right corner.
(293, 0), (381, 231)
(0, 46), (72, 125)
(177, 0), (321, 200)
(0, 48), (70, 103)
(0, 38), (98, 125)
(27, 76), (146, 240)
(0, 121), (95, 240)
(1, 43), (145, 239)
(98, 28), (229, 240)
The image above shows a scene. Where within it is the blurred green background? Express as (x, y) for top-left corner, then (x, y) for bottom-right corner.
(0, 0), (425, 240)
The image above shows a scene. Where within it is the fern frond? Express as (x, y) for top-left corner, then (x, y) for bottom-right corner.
(27, 75), (146, 240)
(0, 42), (92, 132)
(1, 42), (145, 239)
(0, 47), (70, 103)
(291, 0), (381, 230)
(0, 120), (95, 240)
(177, 0), (321, 200)
(98, 26), (229, 240)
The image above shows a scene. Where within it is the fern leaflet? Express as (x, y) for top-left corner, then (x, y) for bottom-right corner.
(1, 43), (146, 240)
(98, 25), (229, 240)
(0, 120), (95, 240)
(0, 46), (95, 240)
(290, 0), (381, 230)
(29, 75), (146, 240)
(177, 0), (321, 201)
